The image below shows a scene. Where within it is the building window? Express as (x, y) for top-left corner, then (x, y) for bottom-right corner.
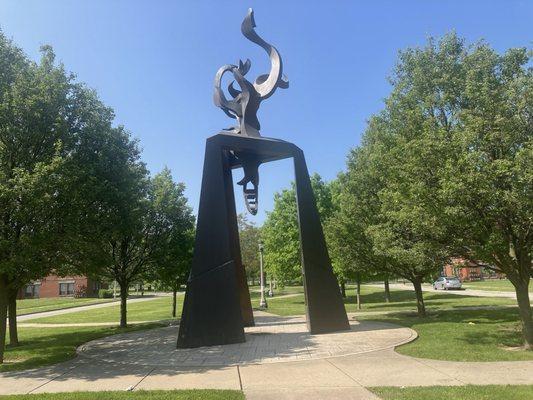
(59, 282), (75, 296)
(25, 285), (35, 297)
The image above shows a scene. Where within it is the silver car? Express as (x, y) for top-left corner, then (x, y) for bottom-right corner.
(434, 276), (462, 290)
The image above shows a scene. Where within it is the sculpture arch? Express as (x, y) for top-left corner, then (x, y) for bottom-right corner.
(177, 9), (349, 349)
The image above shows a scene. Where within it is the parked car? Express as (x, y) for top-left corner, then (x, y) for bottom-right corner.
(433, 276), (462, 290)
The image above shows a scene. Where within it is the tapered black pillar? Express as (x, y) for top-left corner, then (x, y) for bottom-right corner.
(177, 139), (247, 348)
(293, 149), (350, 333)
(223, 150), (255, 327)
(178, 133), (349, 349)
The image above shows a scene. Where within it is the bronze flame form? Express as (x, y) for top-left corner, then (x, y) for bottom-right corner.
(213, 8), (289, 215)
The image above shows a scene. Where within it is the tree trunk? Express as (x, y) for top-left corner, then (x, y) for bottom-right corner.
(384, 276), (391, 303)
(0, 276), (8, 363)
(411, 277), (426, 317)
(119, 282), (128, 328)
(512, 279), (533, 350)
(172, 287), (177, 318)
(340, 280), (346, 298)
(7, 288), (18, 346)
(356, 273), (362, 310)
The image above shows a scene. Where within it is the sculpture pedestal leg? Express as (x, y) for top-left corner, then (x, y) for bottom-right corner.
(177, 141), (250, 348)
(178, 134), (349, 349)
(293, 150), (350, 334)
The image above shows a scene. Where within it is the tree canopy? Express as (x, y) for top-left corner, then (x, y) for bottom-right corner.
(261, 173), (335, 286)
(148, 167), (195, 318)
(331, 33), (532, 342)
(0, 32), (195, 360)
(238, 214), (261, 284)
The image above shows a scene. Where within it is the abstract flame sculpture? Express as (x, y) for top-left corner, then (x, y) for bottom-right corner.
(214, 9), (289, 138)
(177, 9), (349, 349)
(213, 9), (288, 215)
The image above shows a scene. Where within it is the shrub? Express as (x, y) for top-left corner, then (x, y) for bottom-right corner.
(98, 289), (114, 298)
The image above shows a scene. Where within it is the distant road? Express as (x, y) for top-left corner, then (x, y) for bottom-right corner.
(378, 282), (517, 299)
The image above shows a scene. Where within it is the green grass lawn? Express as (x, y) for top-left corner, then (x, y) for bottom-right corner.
(30, 284), (517, 324)
(462, 279), (533, 293)
(0, 390), (243, 400)
(26, 286), (524, 361)
(248, 285), (303, 301)
(372, 385), (533, 400)
(249, 285), (303, 294)
(260, 284), (532, 362)
(17, 297), (116, 316)
(1, 323), (164, 372)
(28, 296), (182, 324)
(261, 285), (516, 316)
(357, 307), (533, 362)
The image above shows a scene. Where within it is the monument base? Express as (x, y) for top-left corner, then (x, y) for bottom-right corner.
(177, 133), (349, 349)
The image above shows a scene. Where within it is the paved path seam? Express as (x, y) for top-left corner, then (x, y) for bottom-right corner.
(237, 366), (243, 391)
(397, 350), (467, 386)
(129, 367), (156, 391)
(324, 358), (364, 386)
(26, 364), (79, 394)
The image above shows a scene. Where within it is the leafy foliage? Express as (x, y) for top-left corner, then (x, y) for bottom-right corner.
(0, 33), (130, 359)
(333, 33), (532, 339)
(237, 214), (261, 283)
(261, 173), (334, 286)
(148, 168), (195, 316)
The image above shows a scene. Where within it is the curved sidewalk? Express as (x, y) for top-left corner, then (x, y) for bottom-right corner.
(1, 311), (533, 400)
(379, 282), (521, 299)
(17, 295), (165, 322)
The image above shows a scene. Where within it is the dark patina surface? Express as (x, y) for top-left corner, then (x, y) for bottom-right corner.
(177, 10), (349, 349)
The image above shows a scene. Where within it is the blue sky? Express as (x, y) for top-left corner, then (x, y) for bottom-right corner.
(1, 1), (532, 224)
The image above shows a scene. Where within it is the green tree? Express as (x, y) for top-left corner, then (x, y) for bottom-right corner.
(0, 35), (88, 361)
(238, 214), (261, 285)
(326, 141), (393, 307)
(261, 186), (300, 286)
(359, 35), (469, 317)
(351, 33), (532, 334)
(66, 126), (151, 328)
(148, 167), (195, 318)
(261, 173), (334, 286)
(441, 44), (533, 348)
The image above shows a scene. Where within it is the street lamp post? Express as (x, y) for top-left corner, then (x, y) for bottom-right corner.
(258, 241), (268, 308)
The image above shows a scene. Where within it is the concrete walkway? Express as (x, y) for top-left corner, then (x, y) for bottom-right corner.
(2, 311), (533, 399)
(380, 282), (518, 299)
(76, 313), (416, 366)
(17, 296), (164, 322)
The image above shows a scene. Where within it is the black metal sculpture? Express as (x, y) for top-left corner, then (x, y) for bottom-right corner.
(213, 8), (289, 138)
(213, 8), (288, 215)
(177, 9), (349, 349)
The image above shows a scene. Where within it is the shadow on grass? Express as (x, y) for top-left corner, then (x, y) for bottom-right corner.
(361, 307), (533, 361)
(369, 307), (521, 326)
(1, 323), (165, 373)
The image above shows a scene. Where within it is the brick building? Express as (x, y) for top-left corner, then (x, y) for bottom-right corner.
(443, 257), (483, 281)
(18, 275), (104, 299)
(443, 257), (504, 281)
